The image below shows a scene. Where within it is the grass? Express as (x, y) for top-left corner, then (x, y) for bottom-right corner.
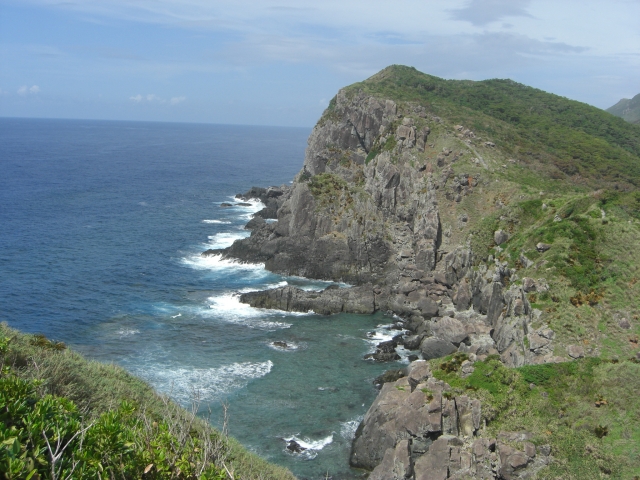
(0, 323), (296, 480)
(430, 354), (640, 479)
(349, 65), (640, 190)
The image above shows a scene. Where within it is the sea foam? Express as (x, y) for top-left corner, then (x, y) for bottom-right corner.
(202, 219), (231, 224)
(283, 434), (334, 459)
(137, 360), (274, 404)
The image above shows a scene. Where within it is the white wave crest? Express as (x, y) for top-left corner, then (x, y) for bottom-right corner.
(202, 219), (231, 224)
(181, 253), (266, 273)
(117, 329), (140, 337)
(267, 340), (302, 351)
(205, 231), (250, 249)
(138, 360), (273, 404)
(203, 293), (293, 330)
(340, 416), (363, 440)
(283, 434), (333, 459)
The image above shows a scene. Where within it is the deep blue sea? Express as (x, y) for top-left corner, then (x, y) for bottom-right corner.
(0, 118), (405, 479)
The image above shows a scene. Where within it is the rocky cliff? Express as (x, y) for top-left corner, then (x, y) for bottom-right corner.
(207, 66), (640, 478)
(215, 73), (556, 370)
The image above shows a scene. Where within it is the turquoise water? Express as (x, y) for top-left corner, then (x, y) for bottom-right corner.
(0, 118), (405, 478)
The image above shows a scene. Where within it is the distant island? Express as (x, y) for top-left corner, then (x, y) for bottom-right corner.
(607, 93), (640, 124)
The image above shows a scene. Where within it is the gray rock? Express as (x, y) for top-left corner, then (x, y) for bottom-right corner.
(403, 334), (425, 350)
(619, 318), (631, 329)
(420, 337), (457, 360)
(368, 439), (412, 480)
(536, 242), (551, 252)
(240, 285), (375, 315)
(418, 297), (440, 318)
(519, 253), (534, 268)
(567, 345), (585, 359)
(494, 229), (509, 245)
(453, 279), (472, 311)
(244, 216), (266, 230)
(522, 277), (537, 293)
(414, 437), (449, 480)
(430, 317), (469, 346)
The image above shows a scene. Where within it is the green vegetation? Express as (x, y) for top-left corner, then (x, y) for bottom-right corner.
(431, 354), (640, 479)
(350, 65), (640, 189)
(0, 324), (295, 480)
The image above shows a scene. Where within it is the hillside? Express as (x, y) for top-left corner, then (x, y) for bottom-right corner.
(0, 324), (295, 480)
(607, 93), (640, 125)
(218, 65), (640, 479)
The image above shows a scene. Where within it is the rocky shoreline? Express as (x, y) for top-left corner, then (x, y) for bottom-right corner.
(200, 79), (577, 478)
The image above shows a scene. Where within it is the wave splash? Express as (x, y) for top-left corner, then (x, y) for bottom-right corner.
(137, 360), (274, 404)
(283, 434), (334, 460)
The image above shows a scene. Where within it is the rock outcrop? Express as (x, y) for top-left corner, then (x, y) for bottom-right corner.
(196, 68), (573, 473)
(351, 360), (552, 479)
(207, 82), (559, 368)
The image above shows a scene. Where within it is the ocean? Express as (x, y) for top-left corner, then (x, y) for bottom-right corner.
(0, 118), (406, 478)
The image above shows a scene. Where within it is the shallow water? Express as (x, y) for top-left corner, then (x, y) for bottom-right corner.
(0, 118), (405, 478)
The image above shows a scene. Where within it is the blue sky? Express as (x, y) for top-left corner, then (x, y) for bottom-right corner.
(1, 0), (638, 126)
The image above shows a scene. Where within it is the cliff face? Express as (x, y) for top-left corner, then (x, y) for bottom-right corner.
(225, 81), (551, 369)
(214, 66), (640, 479)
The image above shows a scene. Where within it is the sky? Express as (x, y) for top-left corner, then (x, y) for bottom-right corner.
(0, 0), (638, 127)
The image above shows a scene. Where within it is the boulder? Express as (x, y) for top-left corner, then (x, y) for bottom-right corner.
(536, 242), (551, 252)
(420, 337), (457, 360)
(244, 216), (266, 230)
(430, 317), (469, 346)
(522, 277), (537, 293)
(494, 230), (509, 245)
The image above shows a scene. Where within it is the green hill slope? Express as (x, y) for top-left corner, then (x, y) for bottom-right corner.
(607, 93), (640, 125)
(345, 65), (640, 190)
(0, 324), (295, 480)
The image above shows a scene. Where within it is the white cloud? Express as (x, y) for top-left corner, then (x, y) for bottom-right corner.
(17, 85), (40, 95)
(130, 93), (184, 104)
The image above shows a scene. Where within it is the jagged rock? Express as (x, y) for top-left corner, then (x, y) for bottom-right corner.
(403, 334), (425, 350)
(374, 369), (407, 387)
(368, 439), (412, 480)
(420, 337), (457, 360)
(240, 285), (375, 315)
(286, 440), (306, 453)
(430, 317), (469, 346)
(220, 202), (233, 207)
(414, 436), (449, 480)
(619, 318), (631, 329)
(519, 253), (534, 268)
(522, 277), (536, 292)
(452, 279), (472, 311)
(536, 242), (551, 252)
(244, 216), (266, 230)
(494, 230), (509, 245)
(350, 377), (411, 469)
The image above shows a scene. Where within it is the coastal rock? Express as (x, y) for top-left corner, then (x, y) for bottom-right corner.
(420, 337), (457, 360)
(368, 439), (412, 480)
(430, 317), (469, 346)
(239, 285), (375, 315)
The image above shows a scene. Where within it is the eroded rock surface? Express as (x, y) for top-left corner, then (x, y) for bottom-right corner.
(351, 360), (551, 479)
